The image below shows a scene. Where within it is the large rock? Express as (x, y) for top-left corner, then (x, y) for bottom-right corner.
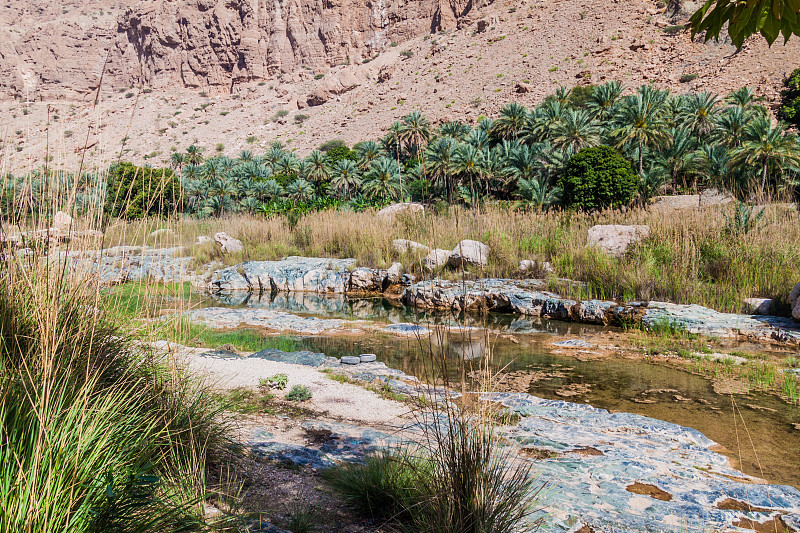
(743, 298), (774, 316)
(447, 239), (490, 269)
(53, 211), (74, 231)
(376, 203), (425, 220)
(587, 225), (650, 257)
(392, 239), (430, 254)
(791, 282), (800, 322)
(214, 232), (244, 254)
(423, 248), (451, 271)
(210, 257), (355, 293)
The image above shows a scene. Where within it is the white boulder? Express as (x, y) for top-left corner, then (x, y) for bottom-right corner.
(790, 282), (800, 322)
(587, 225), (650, 258)
(423, 248), (451, 271)
(53, 211), (74, 231)
(376, 203), (425, 220)
(448, 240), (490, 269)
(214, 232), (244, 254)
(196, 235), (213, 245)
(386, 262), (403, 283)
(392, 239), (430, 254)
(150, 228), (176, 238)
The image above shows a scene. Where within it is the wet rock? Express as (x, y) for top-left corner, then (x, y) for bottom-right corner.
(743, 297), (775, 315)
(349, 267), (383, 291)
(553, 339), (595, 348)
(376, 202), (424, 220)
(383, 323), (431, 336)
(392, 239), (429, 254)
(790, 281), (800, 322)
(250, 348), (335, 367)
(423, 248), (450, 271)
(182, 307), (360, 334)
(209, 257), (355, 293)
(587, 224), (650, 257)
(213, 232), (243, 254)
(448, 239), (490, 269)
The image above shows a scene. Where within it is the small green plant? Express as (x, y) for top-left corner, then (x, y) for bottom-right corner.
(294, 114), (309, 125)
(246, 135), (257, 144)
(286, 384), (312, 402)
(548, 66), (559, 72)
(285, 502), (317, 533)
(784, 356), (800, 368)
(680, 73), (698, 83)
(724, 202), (765, 235)
(400, 50), (414, 59)
(199, 91), (208, 97)
(125, 92), (135, 98)
(261, 373), (289, 390)
(314, 73), (324, 80)
(215, 143), (224, 153)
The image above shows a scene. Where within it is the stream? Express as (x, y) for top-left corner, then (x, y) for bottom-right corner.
(203, 291), (800, 489)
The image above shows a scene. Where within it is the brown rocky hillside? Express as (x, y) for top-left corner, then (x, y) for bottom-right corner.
(1, 0), (798, 173)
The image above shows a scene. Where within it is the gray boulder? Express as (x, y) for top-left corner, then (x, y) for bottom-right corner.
(587, 225), (650, 257)
(448, 239), (490, 269)
(791, 282), (800, 322)
(423, 248), (450, 271)
(386, 262), (403, 283)
(214, 232), (244, 254)
(349, 267), (383, 291)
(209, 257), (355, 293)
(743, 298), (775, 316)
(196, 235), (213, 245)
(392, 239), (430, 254)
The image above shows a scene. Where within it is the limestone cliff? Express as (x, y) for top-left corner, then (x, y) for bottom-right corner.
(0, 0), (488, 100)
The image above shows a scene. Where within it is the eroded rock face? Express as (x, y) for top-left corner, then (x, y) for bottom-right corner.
(790, 282), (800, 322)
(587, 225), (650, 257)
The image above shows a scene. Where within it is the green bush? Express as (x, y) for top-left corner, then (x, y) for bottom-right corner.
(325, 145), (358, 164)
(558, 145), (638, 210)
(318, 139), (346, 152)
(105, 162), (182, 219)
(286, 384), (312, 401)
(778, 66), (800, 129)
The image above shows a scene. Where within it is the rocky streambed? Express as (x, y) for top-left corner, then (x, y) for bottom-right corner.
(207, 256), (800, 347)
(185, 345), (800, 533)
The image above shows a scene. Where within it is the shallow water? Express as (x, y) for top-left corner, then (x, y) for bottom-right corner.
(205, 291), (800, 488)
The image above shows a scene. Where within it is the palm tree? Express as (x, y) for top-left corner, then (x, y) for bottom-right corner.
(611, 92), (671, 175)
(524, 100), (566, 143)
(439, 121), (471, 140)
(586, 81), (624, 121)
(355, 141), (382, 171)
(185, 144), (204, 165)
(363, 157), (401, 201)
(200, 158), (226, 182)
(274, 153), (300, 178)
(465, 128), (490, 150)
(452, 143), (485, 205)
(551, 109), (601, 153)
(238, 150), (254, 162)
(653, 127), (697, 189)
(515, 176), (561, 209)
(426, 137), (458, 202)
(726, 86), (759, 109)
(732, 116), (800, 196)
(399, 111), (431, 159)
(286, 178), (315, 203)
(492, 102), (529, 140)
(638, 165), (668, 205)
(329, 159), (361, 199)
(305, 150), (330, 186)
(263, 146), (285, 168)
(715, 106), (752, 148)
(692, 144), (731, 192)
(170, 152), (184, 170)
(554, 86), (571, 106)
(679, 92), (721, 137)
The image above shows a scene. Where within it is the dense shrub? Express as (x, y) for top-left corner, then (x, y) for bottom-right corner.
(558, 146), (638, 210)
(778, 66), (800, 129)
(106, 162), (182, 219)
(326, 145), (358, 164)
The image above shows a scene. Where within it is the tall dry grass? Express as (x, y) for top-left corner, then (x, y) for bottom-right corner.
(103, 202), (800, 313)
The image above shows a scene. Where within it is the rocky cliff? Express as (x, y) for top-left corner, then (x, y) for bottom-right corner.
(0, 0), (488, 100)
